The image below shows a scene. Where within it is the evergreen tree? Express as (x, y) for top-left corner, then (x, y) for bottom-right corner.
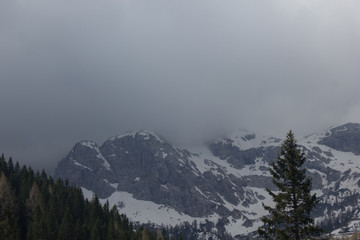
(90, 217), (103, 240)
(258, 131), (321, 239)
(141, 228), (152, 240)
(0, 173), (20, 239)
(42, 205), (58, 240)
(106, 219), (117, 240)
(57, 207), (74, 240)
(26, 181), (44, 220)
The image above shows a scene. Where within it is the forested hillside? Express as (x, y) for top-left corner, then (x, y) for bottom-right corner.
(0, 154), (169, 240)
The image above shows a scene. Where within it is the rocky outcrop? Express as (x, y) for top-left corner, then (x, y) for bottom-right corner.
(318, 123), (360, 155)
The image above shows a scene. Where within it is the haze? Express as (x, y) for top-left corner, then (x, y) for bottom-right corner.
(1, 0), (360, 173)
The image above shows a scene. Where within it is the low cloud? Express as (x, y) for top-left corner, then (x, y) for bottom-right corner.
(1, 0), (360, 172)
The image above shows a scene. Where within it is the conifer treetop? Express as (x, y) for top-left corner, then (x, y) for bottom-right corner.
(258, 130), (321, 240)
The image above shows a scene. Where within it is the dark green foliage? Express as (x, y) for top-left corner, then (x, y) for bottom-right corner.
(258, 131), (322, 239)
(160, 220), (233, 240)
(0, 154), (173, 240)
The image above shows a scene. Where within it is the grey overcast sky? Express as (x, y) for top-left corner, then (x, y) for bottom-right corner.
(1, 0), (360, 173)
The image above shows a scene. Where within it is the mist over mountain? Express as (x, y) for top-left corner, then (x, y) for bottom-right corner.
(2, 0), (360, 174)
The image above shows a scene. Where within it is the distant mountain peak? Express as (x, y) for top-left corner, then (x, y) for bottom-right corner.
(78, 140), (99, 149)
(214, 128), (282, 151)
(109, 130), (165, 143)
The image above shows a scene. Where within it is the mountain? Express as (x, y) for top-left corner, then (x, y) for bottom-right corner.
(55, 123), (360, 239)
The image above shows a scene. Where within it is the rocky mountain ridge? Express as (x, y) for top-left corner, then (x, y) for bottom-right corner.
(55, 123), (360, 239)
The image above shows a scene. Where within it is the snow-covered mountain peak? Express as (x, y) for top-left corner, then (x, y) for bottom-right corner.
(55, 123), (360, 239)
(215, 128), (282, 151)
(304, 122), (359, 140)
(301, 122), (360, 156)
(78, 140), (99, 149)
(109, 130), (165, 143)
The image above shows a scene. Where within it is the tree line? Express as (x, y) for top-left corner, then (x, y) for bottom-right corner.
(0, 154), (170, 240)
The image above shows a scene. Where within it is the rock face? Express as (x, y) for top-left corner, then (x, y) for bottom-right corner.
(55, 123), (360, 239)
(318, 123), (360, 155)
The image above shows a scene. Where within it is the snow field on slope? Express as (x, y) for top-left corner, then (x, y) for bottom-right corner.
(187, 145), (269, 178)
(81, 187), (221, 227)
(220, 129), (281, 151)
(223, 187), (272, 235)
(185, 144), (276, 235)
(300, 132), (360, 174)
(80, 187), (262, 236)
(300, 134), (360, 192)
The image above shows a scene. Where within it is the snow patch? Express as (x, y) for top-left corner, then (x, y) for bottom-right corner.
(187, 146), (270, 178)
(194, 186), (208, 198)
(81, 187), (95, 200)
(72, 159), (93, 171)
(216, 129), (281, 151)
(99, 190), (218, 226)
(80, 141), (97, 149)
(299, 135), (360, 174)
(103, 179), (119, 189)
(94, 149), (111, 171)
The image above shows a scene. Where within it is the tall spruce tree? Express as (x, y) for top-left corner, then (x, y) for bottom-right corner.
(258, 130), (321, 240)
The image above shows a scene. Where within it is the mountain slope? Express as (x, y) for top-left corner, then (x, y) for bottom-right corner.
(55, 123), (360, 238)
